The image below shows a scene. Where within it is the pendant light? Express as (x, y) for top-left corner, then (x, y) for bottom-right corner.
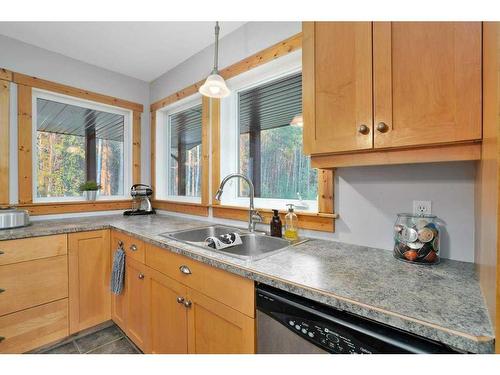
(199, 22), (230, 98)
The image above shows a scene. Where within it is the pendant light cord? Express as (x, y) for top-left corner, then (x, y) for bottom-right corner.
(212, 21), (220, 74)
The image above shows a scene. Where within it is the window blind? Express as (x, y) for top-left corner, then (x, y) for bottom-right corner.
(238, 72), (302, 134)
(169, 104), (203, 150)
(37, 98), (124, 142)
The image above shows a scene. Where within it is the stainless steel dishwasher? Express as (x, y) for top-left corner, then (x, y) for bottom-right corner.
(256, 284), (460, 354)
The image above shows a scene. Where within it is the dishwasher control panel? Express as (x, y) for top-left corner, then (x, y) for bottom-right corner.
(283, 315), (373, 354)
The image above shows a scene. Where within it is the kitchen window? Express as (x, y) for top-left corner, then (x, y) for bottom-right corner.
(155, 95), (203, 203)
(219, 51), (318, 211)
(32, 90), (132, 202)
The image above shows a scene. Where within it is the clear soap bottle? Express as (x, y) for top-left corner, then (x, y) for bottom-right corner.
(284, 204), (299, 241)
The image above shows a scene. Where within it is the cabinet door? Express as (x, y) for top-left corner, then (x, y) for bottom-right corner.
(187, 288), (255, 354)
(111, 239), (127, 330)
(125, 258), (148, 351)
(146, 267), (188, 354)
(373, 22), (482, 148)
(303, 22), (373, 154)
(68, 230), (110, 334)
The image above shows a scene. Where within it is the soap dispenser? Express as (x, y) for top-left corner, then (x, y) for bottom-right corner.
(284, 204), (299, 241)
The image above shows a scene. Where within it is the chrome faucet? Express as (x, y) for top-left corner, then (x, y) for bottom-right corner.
(214, 173), (263, 232)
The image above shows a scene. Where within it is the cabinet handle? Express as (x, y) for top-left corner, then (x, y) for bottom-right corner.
(0, 250), (4, 255)
(138, 273), (145, 280)
(183, 300), (192, 308)
(130, 244), (138, 252)
(179, 265), (192, 275)
(0, 288), (5, 294)
(376, 122), (389, 133)
(358, 124), (370, 135)
(0, 336), (4, 343)
(176, 296), (185, 304)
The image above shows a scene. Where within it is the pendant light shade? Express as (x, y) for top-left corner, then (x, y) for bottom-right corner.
(199, 22), (230, 98)
(199, 73), (230, 98)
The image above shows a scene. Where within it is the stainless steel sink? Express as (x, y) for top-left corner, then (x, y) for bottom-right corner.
(160, 225), (302, 260)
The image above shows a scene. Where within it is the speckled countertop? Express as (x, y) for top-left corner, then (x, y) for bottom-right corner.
(0, 214), (494, 353)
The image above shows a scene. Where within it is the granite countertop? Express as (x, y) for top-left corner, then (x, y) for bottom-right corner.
(0, 214), (494, 353)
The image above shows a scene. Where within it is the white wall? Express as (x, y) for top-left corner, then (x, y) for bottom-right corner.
(150, 22), (301, 102)
(330, 162), (476, 262)
(0, 34), (151, 188)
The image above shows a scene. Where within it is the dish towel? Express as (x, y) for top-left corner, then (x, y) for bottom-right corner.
(111, 246), (126, 295)
(205, 232), (243, 250)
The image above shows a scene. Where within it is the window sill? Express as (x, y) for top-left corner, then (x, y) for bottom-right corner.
(212, 204), (337, 232)
(16, 200), (133, 216)
(152, 200), (209, 217)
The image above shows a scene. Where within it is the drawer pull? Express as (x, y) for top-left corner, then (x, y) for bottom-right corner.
(183, 300), (192, 308)
(376, 122), (389, 133)
(179, 265), (192, 275)
(0, 336), (4, 343)
(358, 124), (370, 135)
(176, 296), (185, 304)
(0, 250), (4, 255)
(138, 273), (145, 280)
(130, 244), (138, 252)
(0, 288), (5, 294)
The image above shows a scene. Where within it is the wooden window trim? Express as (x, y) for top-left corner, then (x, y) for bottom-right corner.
(149, 33), (337, 231)
(10, 71), (144, 213)
(0, 79), (9, 206)
(0, 68), (13, 82)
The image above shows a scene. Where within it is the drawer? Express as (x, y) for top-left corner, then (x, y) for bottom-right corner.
(0, 255), (68, 316)
(111, 231), (145, 264)
(146, 244), (255, 318)
(0, 299), (69, 353)
(0, 234), (67, 266)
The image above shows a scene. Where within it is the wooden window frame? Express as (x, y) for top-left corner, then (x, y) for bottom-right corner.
(6, 70), (144, 215)
(0, 70), (12, 207)
(150, 33), (337, 232)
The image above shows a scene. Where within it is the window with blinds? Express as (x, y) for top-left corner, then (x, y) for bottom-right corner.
(237, 72), (317, 201)
(168, 103), (203, 197)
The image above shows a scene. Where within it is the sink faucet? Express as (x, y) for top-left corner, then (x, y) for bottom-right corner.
(214, 173), (263, 232)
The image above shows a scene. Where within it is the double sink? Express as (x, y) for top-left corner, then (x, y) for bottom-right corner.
(161, 225), (305, 261)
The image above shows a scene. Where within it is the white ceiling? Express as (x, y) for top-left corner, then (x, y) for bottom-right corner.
(0, 22), (246, 82)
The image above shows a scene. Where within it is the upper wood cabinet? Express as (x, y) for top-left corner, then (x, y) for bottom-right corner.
(303, 22), (373, 154)
(68, 230), (111, 334)
(303, 22), (482, 157)
(373, 22), (482, 148)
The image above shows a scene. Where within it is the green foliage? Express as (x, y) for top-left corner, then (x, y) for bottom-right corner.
(79, 181), (101, 191)
(239, 125), (317, 200)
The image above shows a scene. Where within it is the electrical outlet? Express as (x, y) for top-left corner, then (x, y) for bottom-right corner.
(413, 200), (432, 215)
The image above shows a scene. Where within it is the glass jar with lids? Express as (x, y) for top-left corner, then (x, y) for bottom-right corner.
(393, 213), (440, 265)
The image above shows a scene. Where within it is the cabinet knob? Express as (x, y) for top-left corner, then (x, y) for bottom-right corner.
(358, 124), (370, 135)
(0, 288), (5, 294)
(0, 250), (4, 255)
(138, 273), (145, 280)
(179, 265), (192, 275)
(130, 244), (138, 252)
(176, 296), (185, 304)
(183, 300), (192, 308)
(0, 336), (4, 343)
(376, 122), (389, 133)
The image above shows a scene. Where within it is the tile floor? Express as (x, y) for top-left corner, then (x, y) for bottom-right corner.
(36, 323), (141, 354)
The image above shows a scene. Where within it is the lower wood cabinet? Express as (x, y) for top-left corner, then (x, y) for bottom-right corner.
(68, 230), (111, 334)
(186, 288), (255, 354)
(144, 245), (256, 354)
(146, 266), (188, 354)
(124, 258), (148, 350)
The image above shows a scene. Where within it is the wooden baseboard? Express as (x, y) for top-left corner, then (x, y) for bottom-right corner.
(311, 142), (482, 169)
(153, 200), (209, 217)
(16, 200), (133, 216)
(212, 205), (336, 232)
